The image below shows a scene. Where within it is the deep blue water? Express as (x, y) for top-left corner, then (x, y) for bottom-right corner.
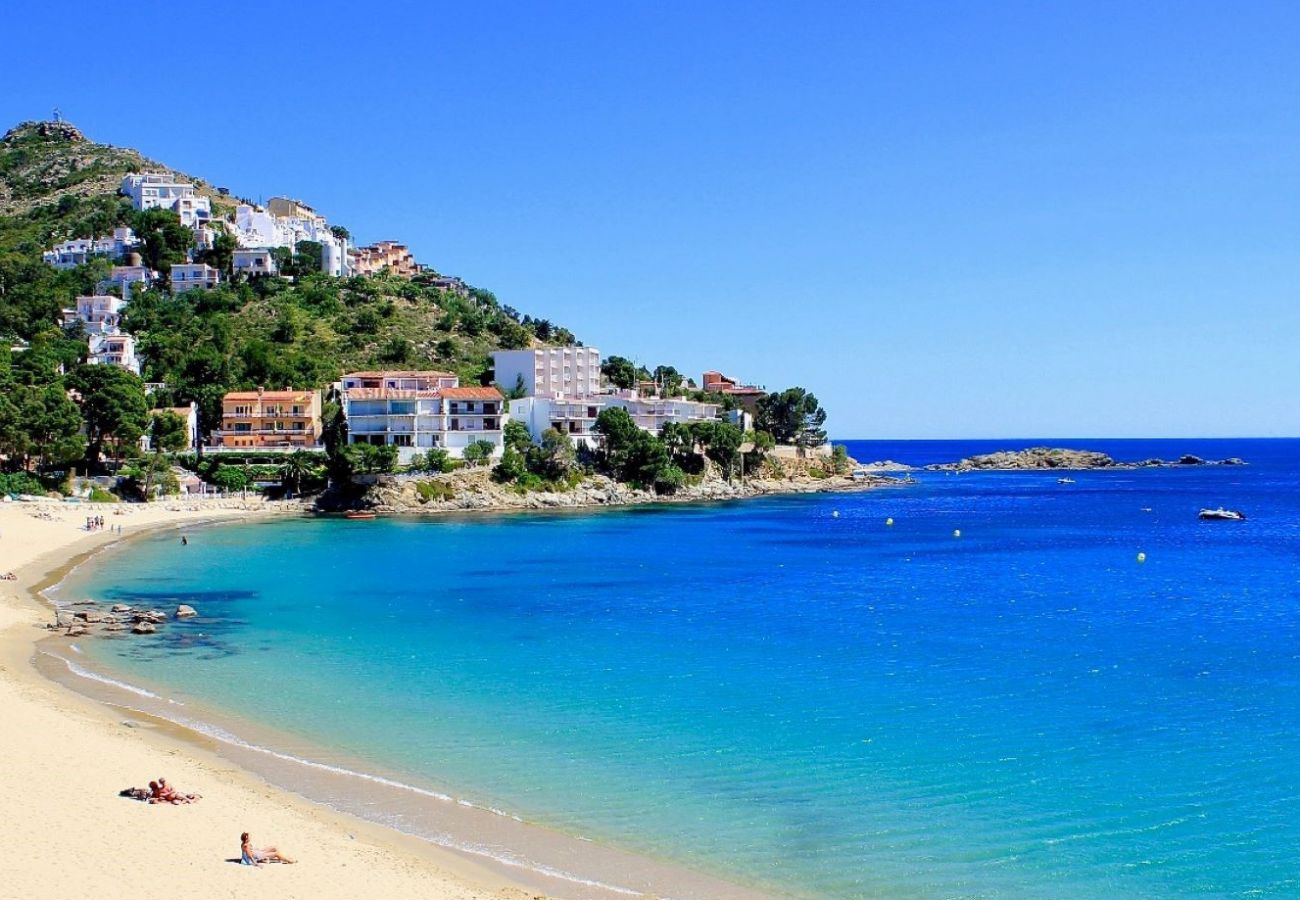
(59, 439), (1300, 897)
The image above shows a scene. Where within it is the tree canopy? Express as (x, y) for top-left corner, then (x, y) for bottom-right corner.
(756, 387), (828, 448)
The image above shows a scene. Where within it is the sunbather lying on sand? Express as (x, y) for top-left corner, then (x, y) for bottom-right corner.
(146, 778), (200, 804)
(241, 832), (295, 865)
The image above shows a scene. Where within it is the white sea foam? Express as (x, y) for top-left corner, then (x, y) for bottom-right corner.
(53, 653), (161, 699)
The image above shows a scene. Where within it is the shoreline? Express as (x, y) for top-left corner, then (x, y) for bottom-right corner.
(0, 500), (546, 900)
(1, 499), (779, 900)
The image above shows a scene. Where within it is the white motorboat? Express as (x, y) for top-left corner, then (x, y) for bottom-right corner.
(1198, 507), (1245, 521)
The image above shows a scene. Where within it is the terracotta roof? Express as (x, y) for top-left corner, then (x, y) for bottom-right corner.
(223, 390), (316, 402)
(343, 370), (457, 379)
(149, 407), (194, 418)
(440, 387), (503, 400)
(344, 388), (441, 400)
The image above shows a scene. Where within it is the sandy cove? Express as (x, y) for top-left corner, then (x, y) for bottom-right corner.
(0, 498), (541, 900)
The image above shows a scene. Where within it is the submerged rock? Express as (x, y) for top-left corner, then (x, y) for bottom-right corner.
(110, 604), (132, 613)
(131, 622), (156, 635)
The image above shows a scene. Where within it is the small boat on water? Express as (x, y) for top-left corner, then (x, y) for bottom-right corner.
(1198, 507), (1246, 521)
(1057, 477), (1076, 484)
(345, 511), (377, 520)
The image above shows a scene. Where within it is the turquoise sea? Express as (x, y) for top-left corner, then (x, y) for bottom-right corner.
(54, 438), (1300, 898)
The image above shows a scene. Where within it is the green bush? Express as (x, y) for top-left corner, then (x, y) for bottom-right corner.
(0, 472), (48, 496)
(414, 480), (455, 503)
(88, 486), (119, 503)
(808, 466), (829, 479)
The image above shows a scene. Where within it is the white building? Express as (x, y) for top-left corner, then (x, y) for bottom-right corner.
(233, 199), (350, 277)
(97, 265), (154, 300)
(87, 332), (140, 375)
(120, 174), (211, 227)
(508, 392), (721, 448)
(508, 396), (604, 449)
(62, 295), (127, 334)
(492, 346), (601, 398)
(340, 371), (503, 463)
(170, 263), (221, 294)
(601, 392), (722, 434)
(232, 248), (278, 278)
(42, 227), (137, 269)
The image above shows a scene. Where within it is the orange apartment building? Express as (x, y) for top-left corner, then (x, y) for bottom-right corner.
(214, 387), (323, 449)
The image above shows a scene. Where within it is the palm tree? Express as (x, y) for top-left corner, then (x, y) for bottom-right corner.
(280, 450), (315, 496)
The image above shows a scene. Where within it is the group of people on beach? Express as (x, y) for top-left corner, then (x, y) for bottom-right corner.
(119, 776), (294, 865)
(85, 516), (106, 531)
(120, 776), (200, 805)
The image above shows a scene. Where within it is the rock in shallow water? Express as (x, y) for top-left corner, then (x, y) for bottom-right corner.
(175, 604), (198, 619)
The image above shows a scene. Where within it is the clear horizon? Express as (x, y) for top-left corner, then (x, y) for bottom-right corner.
(3, 1), (1297, 438)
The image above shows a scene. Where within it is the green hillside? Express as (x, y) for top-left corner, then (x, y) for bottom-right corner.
(0, 120), (577, 450)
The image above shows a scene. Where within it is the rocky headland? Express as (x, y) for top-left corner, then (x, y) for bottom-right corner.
(314, 462), (907, 516)
(923, 447), (1246, 472)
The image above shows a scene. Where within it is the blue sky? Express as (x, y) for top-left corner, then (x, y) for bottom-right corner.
(3, 2), (1297, 437)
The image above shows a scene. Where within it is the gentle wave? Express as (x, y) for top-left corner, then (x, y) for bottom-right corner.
(52, 652), (641, 897)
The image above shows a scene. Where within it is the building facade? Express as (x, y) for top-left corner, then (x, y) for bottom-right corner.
(214, 388), (322, 449)
(340, 372), (503, 462)
(42, 228), (138, 269)
(63, 294), (127, 334)
(350, 241), (422, 278)
(121, 174), (212, 227)
(87, 332), (140, 375)
(171, 263), (221, 293)
(232, 248), (278, 278)
(492, 346), (601, 399)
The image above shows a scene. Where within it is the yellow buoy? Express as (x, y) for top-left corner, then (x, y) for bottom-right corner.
(885, 517), (894, 526)
(1137, 552), (1146, 563)
(953, 529), (962, 538)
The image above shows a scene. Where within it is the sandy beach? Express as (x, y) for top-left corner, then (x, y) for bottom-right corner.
(0, 498), (540, 900)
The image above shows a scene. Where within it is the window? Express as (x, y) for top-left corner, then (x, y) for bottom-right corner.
(483, 418), (498, 430)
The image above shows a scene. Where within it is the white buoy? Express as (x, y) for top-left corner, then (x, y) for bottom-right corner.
(831, 510), (840, 518)
(885, 517), (894, 526)
(953, 529), (962, 538)
(1137, 552), (1146, 563)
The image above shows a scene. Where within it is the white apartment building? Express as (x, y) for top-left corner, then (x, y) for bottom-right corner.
(42, 227), (138, 268)
(508, 396), (604, 449)
(87, 332), (140, 375)
(602, 392), (722, 434)
(508, 392), (721, 448)
(170, 263), (221, 293)
(232, 248), (277, 278)
(62, 295), (127, 334)
(120, 174), (212, 227)
(341, 372), (503, 463)
(492, 346), (600, 398)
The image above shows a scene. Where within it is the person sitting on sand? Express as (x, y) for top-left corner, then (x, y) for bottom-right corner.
(240, 832), (295, 865)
